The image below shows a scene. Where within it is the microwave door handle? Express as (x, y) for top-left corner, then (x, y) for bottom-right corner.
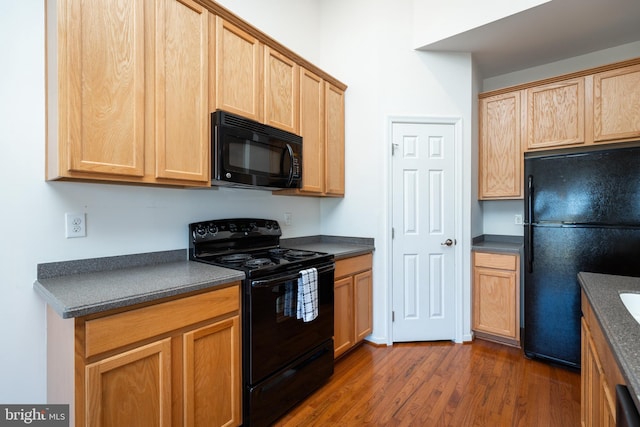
(284, 143), (295, 186)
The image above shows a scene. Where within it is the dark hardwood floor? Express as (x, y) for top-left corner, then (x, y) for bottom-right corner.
(274, 339), (581, 426)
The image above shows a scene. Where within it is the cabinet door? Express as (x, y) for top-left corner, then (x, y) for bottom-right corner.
(183, 315), (241, 427)
(526, 78), (585, 150)
(334, 276), (354, 358)
(354, 270), (373, 342)
(215, 17), (262, 121)
(479, 92), (522, 199)
(155, 0), (209, 183)
(264, 47), (299, 133)
(85, 339), (172, 427)
(59, 0), (146, 178)
(593, 64), (640, 143)
(298, 67), (325, 194)
(473, 266), (518, 339)
(325, 83), (345, 196)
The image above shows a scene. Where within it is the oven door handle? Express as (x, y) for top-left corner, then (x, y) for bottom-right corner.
(251, 263), (335, 288)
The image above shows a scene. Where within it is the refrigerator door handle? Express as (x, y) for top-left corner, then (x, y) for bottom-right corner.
(527, 175), (534, 273)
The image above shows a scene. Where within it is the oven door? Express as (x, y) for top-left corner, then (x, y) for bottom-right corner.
(246, 262), (334, 384)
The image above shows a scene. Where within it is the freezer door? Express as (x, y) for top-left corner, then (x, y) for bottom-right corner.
(524, 226), (640, 368)
(524, 146), (640, 225)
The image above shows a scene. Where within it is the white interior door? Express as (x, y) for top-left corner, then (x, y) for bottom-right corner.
(391, 121), (456, 342)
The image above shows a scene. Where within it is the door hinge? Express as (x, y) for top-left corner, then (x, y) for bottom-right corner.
(392, 143), (399, 155)
(392, 228), (395, 239)
(392, 311), (395, 322)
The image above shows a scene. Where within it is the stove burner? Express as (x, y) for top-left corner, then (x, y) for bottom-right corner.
(245, 258), (275, 268)
(284, 250), (316, 259)
(218, 253), (253, 264)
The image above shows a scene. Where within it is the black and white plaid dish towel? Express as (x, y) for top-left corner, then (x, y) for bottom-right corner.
(297, 267), (318, 322)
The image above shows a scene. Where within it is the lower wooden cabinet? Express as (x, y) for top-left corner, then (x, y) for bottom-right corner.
(472, 251), (520, 347)
(49, 284), (242, 427)
(334, 253), (373, 358)
(581, 291), (625, 427)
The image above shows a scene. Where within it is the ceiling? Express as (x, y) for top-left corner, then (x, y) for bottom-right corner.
(417, 0), (640, 78)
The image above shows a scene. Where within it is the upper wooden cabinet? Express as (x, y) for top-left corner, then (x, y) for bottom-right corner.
(325, 83), (346, 197)
(479, 91), (523, 200)
(593, 63), (640, 143)
(47, 0), (346, 190)
(479, 57), (640, 200)
(214, 17), (263, 122)
(264, 46), (300, 134)
(297, 68), (325, 194)
(525, 78), (585, 150)
(214, 18), (301, 135)
(46, 0), (210, 187)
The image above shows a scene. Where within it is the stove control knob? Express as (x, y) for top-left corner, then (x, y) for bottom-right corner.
(207, 224), (218, 235)
(194, 224), (207, 237)
(272, 222), (280, 230)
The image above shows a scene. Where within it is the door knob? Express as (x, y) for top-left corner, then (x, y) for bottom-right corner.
(441, 238), (455, 246)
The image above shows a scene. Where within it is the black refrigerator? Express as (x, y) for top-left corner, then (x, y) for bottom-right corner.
(524, 146), (640, 369)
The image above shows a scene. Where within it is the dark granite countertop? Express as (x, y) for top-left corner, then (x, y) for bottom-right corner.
(34, 250), (244, 319)
(471, 234), (523, 255)
(579, 272), (640, 412)
(34, 236), (374, 319)
(281, 235), (375, 260)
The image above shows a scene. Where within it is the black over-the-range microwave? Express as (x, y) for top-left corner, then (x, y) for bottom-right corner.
(211, 110), (302, 190)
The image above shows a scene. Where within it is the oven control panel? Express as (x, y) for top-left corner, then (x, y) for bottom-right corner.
(190, 218), (281, 243)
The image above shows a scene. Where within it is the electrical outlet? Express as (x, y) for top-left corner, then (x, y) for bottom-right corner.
(514, 214), (523, 225)
(65, 213), (86, 238)
(284, 212), (292, 226)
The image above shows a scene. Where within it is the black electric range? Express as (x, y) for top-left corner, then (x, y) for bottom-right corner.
(188, 218), (335, 427)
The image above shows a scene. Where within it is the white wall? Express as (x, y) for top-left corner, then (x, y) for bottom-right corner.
(312, 0), (476, 344)
(412, 0), (550, 49)
(0, 1), (323, 403)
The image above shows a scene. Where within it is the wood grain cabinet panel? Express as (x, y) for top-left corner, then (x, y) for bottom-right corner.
(183, 316), (241, 427)
(333, 276), (355, 358)
(525, 78), (585, 150)
(581, 292), (625, 427)
(334, 253), (373, 358)
(215, 17), (263, 122)
(354, 270), (373, 342)
(48, 0), (146, 179)
(472, 252), (520, 346)
(479, 91), (522, 200)
(593, 63), (640, 143)
(85, 339), (172, 427)
(46, 0), (210, 186)
(324, 83), (346, 197)
(155, 0), (209, 183)
(264, 47), (299, 133)
(297, 67), (325, 194)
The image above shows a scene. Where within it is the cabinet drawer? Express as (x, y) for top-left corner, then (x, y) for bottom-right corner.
(474, 252), (517, 271)
(83, 284), (240, 357)
(335, 253), (373, 278)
